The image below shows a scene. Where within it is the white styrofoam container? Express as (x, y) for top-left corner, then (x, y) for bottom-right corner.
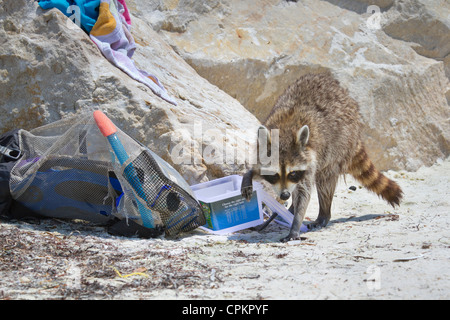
(258, 188), (309, 233)
(191, 175), (308, 235)
(191, 175), (264, 235)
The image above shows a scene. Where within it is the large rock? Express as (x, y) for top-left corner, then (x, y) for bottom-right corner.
(382, 0), (450, 80)
(0, 0), (261, 184)
(133, 0), (450, 171)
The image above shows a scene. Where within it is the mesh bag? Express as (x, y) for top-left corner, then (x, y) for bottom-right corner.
(8, 112), (205, 236)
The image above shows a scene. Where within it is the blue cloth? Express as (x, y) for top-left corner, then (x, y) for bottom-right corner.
(38, 0), (100, 33)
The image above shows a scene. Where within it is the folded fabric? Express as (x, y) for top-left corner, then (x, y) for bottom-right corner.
(38, 0), (100, 33)
(38, 0), (177, 106)
(90, 0), (177, 105)
(117, 0), (131, 26)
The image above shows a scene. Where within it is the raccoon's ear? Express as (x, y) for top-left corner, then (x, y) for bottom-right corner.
(296, 125), (309, 147)
(257, 125), (271, 146)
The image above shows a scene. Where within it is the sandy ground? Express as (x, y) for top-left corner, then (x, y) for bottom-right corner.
(0, 158), (449, 300)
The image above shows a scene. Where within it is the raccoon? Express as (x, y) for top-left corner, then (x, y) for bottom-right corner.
(241, 73), (403, 242)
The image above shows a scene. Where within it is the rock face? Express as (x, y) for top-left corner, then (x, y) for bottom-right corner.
(0, 0), (261, 184)
(1, 0), (448, 181)
(383, 0), (450, 80)
(132, 0), (450, 171)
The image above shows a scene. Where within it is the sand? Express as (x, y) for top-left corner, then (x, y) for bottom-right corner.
(0, 158), (449, 300)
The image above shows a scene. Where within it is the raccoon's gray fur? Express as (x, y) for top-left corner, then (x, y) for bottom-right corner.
(241, 73), (403, 242)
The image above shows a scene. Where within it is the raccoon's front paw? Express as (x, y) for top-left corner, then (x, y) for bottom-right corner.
(280, 234), (307, 243)
(241, 185), (253, 201)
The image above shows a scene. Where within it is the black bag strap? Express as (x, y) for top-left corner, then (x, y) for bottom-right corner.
(0, 129), (36, 219)
(107, 218), (164, 238)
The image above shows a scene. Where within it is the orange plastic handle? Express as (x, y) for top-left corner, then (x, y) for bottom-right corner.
(93, 110), (117, 137)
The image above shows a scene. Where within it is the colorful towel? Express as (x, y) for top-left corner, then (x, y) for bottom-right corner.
(117, 0), (131, 26)
(90, 0), (177, 105)
(38, 0), (177, 105)
(38, 0), (100, 33)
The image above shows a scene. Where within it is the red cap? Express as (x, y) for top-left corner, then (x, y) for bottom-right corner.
(93, 110), (117, 137)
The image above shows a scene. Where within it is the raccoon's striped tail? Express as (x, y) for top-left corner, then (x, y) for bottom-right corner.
(348, 143), (403, 207)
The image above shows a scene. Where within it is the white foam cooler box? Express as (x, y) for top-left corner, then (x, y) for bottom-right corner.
(191, 175), (296, 235)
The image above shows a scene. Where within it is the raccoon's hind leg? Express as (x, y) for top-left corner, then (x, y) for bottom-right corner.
(308, 173), (339, 230)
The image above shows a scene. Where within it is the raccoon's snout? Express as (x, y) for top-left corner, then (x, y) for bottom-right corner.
(280, 191), (291, 201)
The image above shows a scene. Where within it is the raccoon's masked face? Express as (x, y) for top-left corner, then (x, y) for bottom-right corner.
(258, 125), (311, 206)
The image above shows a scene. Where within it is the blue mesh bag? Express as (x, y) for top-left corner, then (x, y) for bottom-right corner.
(2, 112), (205, 237)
